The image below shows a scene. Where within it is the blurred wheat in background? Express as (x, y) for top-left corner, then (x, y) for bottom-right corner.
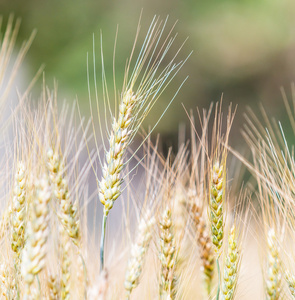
(0, 4), (295, 300)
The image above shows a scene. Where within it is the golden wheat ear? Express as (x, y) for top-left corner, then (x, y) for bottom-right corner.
(89, 16), (189, 272)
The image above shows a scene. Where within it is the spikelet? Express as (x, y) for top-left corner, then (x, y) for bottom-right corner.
(99, 89), (136, 216)
(47, 274), (60, 300)
(11, 161), (26, 264)
(0, 263), (16, 299)
(265, 229), (281, 300)
(209, 160), (225, 253)
(47, 148), (81, 246)
(286, 270), (295, 298)
(191, 203), (215, 295)
(159, 207), (177, 299)
(221, 225), (239, 300)
(124, 211), (155, 298)
(21, 176), (51, 299)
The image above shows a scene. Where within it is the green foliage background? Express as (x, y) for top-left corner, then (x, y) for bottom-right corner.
(1, 0), (295, 147)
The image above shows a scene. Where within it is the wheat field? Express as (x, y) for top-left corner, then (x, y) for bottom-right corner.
(0, 14), (294, 300)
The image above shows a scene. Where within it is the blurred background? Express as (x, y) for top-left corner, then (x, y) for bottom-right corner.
(1, 3), (293, 298)
(1, 0), (295, 151)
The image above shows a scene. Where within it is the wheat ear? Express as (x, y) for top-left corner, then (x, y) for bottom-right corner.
(99, 89), (136, 215)
(124, 211), (155, 298)
(98, 89), (138, 271)
(265, 229), (281, 300)
(11, 162), (27, 265)
(286, 270), (295, 298)
(209, 161), (225, 253)
(191, 203), (215, 295)
(22, 176), (51, 299)
(159, 207), (177, 299)
(47, 149), (81, 246)
(221, 225), (239, 300)
(47, 273), (60, 300)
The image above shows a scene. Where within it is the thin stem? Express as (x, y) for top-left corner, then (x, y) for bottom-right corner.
(79, 253), (88, 300)
(216, 258), (220, 300)
(37, 274), (41, 295)
(100, 213), (107, 272)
